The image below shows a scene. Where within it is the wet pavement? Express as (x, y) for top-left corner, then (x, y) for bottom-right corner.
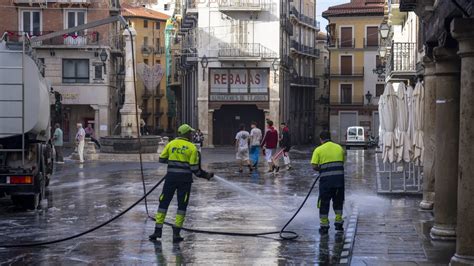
(0, 148), (454, 264)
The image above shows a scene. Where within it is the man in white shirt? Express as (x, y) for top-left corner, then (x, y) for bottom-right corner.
(75, 123), (86, 163)
(249, 121), (262, 168)
(235, 124), (253, 173)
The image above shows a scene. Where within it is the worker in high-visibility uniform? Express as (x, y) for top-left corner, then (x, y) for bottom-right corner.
(311, 131), (345, 234)
(149, 124), (214, 242)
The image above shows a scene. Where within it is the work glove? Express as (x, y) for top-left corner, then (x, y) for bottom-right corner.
(199, 171), (214, 181)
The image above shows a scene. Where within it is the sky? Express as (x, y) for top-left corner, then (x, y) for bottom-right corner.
(316, 0), (350, 32)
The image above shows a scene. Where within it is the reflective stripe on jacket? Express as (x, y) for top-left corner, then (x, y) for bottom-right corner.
(159, 137), (201, 182)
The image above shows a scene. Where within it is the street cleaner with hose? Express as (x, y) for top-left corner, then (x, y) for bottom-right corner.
(311, 131), (346, 234)
(149, 124), (214, 243)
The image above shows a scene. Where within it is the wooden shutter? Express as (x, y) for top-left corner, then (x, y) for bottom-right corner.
(366, 26), (378, 46)
(340, 56), (352, 75)
(340, 27), (352, 47)
(341, 84), (352, 104)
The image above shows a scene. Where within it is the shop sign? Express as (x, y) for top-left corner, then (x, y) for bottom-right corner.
(210, 68), (269, 97)
(209, 94), (269, 102)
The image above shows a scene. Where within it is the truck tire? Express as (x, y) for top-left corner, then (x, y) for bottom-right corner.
(12, 194), (40, 210)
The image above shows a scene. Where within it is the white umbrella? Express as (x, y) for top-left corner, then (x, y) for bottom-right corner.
(406, 85), (415, 152)
(378, 94), (386, 147)
(395, 83), (411, 163)
(412, 82), (424, 165)
(381, 83), (398, 163)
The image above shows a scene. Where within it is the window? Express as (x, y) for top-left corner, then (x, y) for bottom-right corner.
(376, 55), (383, 68)
(340, 27), (353, 47)
(366, 26), (378, 47)
(155, 38), (161, 52)
(66, 10), (86, 34)
(164, 4), (169, 10)
(156, 60), (161, 65)
(144, 59), (149, 65)
(341, 84), (352, 104)
(143, 36), (149, 46)
(376, 84), (384, 97)
(155, 22), (160, 30)
(94, 64), (103, 80)
(340, 55), (352, 75)
(21, 10), (41, 36)
(63, 59), (89, 83)
(144, 19), (148, 28)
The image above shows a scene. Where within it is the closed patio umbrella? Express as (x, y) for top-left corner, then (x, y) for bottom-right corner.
(395, 83), (411, 163)
(381, 83), (398, 163)
(412, 82), (424, 165)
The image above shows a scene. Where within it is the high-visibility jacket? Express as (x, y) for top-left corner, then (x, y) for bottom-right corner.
(159, 137), (201, 182)
(311, 141), (345, 188)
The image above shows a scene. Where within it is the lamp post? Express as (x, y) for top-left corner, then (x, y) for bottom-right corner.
(365, 90), (373, 105)
(99, 48), (108, 74)
(379, 22), (390, 40)
(200, 55), (208, 81)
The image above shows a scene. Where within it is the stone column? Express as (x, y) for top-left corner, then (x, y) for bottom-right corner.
(207, 109), (214, 148)
(419, 56), (436, 210)
(120, 27), (141, 137)
(430, 47), (460, 240)
(450, 18), (474, 266)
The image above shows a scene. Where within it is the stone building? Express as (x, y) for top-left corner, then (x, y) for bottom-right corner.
(0, 0), (123, 143)
(323, 0), (385, 143)
(314, 31), (330, 138)
(122, 4), (171, 134)
(401, 0), (474, 264)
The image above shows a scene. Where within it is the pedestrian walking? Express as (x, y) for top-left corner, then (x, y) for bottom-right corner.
(85, 123), (101, 149)
(311, 131), (346, 234)
(75, 123), (86, 164)
(193, 129), (204, 150)
(261, 120), (279, 173)
(279, 122), (292, 170)
(52, 123), (64, 164)
(149, 124), (214, 243)
(235, 124), (253, 173)
(249, 121), (262, 168)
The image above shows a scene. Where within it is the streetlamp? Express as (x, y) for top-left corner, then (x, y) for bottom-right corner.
(378, 46), (387, 58)
(271, 58), (279, 83)
(365, 90), (373, 105)
(200, 55), (208, 81)
(99, 48), (108, 74)
(379, 22), (390, 40)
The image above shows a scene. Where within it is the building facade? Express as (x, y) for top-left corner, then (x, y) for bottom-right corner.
(122, 4), (171, 134)
(323, 0), (385, 143)
(314, 31), (330, 138)
(400, 0), (474, 264)
(0, 0), (123, 143)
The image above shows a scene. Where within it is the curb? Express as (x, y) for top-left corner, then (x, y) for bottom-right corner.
(339, 205), (359, 265)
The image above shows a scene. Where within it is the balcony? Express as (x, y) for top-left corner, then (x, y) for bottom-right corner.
(218, 0), (270, 12)
(290, 40), (320, 58)
(281, 55), (294, 68)
(330, 95), (365, 107)
(289, 7), (319, 30)
(290, 76), (320, 87)
(328, 38), (355, 49)
(330, 66), (365, 78)
(388, 0), (407, 25)
(4, 31), (101, 47)
(14, 0), (90, 4)
(218, 43), (276, 61)
(186, 0), (198, 14)
(363, 38), (379, 48)
(399, 0), (417, 12)
(386, 42), (417, 80)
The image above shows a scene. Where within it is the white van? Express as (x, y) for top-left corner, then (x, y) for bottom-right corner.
(345, 126), (368, 149)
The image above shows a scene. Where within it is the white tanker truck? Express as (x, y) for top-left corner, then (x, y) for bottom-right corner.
(0, 39), (53, 209)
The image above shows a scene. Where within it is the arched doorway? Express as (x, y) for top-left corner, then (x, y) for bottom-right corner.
(213, 105), (265, 146)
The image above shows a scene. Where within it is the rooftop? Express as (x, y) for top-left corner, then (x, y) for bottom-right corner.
(322, 0), (385, 18)
(121, 4), (170, 21)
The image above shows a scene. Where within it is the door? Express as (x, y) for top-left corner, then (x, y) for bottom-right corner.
(213, 105), (264, 146)
(340, 84), (352, 104)
(339, 112), (357, 143)
(340, 56), (352, 75)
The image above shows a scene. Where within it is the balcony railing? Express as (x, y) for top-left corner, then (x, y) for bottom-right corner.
(281, 17), (294, 36)
(331, 96), (365, 106)
(291, 76), (319, 87)
(363, 38), (379, 48)
(281, 55), (294, 68)
(218, 43), (276, 59)
(387, 42), (416, 75)
(14, 0), (90, 3)
(4, 31), (102, 46)
(399, 0), (416, 11)
(218, 0), (270, 12)
(290, 40), (320, 58)
(289, 7), (319, 30)
(330, 66), (365, 77)
(328, 38), (356, 48)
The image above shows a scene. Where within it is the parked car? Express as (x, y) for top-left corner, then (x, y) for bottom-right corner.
(344, 126), (368, 149)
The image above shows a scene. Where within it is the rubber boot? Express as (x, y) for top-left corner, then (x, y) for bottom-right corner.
(172, 226), (184, 243)
(319, 225), (329, 235)
(149, 226), (162, 240)
(335, 223), (344, 232)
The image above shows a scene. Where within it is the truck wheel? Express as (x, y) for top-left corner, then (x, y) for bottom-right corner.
(12, 194), (40, 210)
